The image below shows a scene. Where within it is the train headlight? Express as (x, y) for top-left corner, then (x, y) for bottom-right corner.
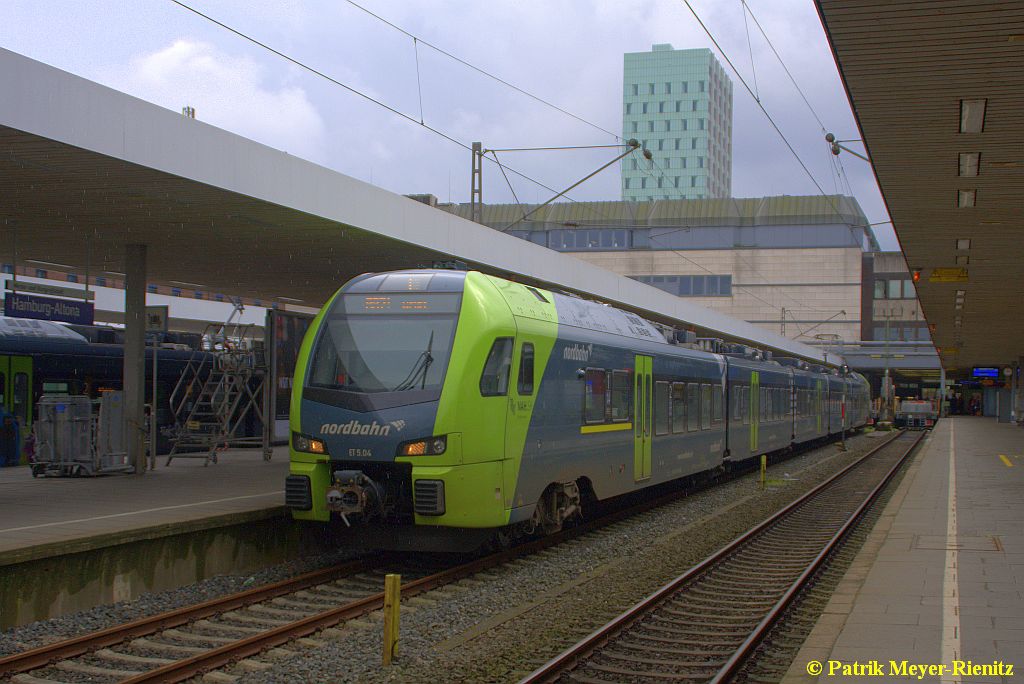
(293, 432), (328, 455)
(398, 435), (447, 456)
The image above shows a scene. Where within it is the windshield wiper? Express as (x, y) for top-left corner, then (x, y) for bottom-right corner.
(392, 330), (434, 392)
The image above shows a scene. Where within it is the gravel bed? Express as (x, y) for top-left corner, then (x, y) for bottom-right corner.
(235, 432), (889, 684)
(0, 545), (365, 658)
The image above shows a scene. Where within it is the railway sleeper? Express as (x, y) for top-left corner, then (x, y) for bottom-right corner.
(601, 649), (723, 669)
(582, 661), (709, 680)
(127, 637), (207, 655)
(95, 648), (175, 666)
(54, 660), (143, 677)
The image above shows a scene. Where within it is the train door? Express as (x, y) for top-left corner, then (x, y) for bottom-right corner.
(0, 355), (32, 463)
(815, 380), (824, 434)
(633, 355), (652, 482)
(749, 371), (759, 453)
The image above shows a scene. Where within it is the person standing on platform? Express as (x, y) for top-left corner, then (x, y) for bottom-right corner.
(0, 410), (20, 466)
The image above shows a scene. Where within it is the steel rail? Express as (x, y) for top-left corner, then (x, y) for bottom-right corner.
(710, 429), (924, 682)
(0, 557), (379, 675)
(519, 429), (913, 683)
(2, 429), (865, 682)
(109, 434), (863, 683)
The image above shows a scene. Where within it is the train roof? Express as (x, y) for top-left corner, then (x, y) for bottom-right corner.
(0, 317), (88, 342)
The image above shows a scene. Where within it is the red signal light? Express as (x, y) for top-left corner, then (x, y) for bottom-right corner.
(912, 270), (921, 283)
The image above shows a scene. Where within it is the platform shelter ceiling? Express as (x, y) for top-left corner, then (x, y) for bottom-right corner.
(0, 47), (832, 364)
(816, 1), (1024, 373)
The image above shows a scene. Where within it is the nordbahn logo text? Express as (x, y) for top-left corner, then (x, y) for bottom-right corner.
(320, 420), (401, 436)
(562, 343), (593, 362)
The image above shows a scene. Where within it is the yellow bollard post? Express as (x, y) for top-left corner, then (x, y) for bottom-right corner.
(382, 573), (401, 666)
(760, 454), (767, 490)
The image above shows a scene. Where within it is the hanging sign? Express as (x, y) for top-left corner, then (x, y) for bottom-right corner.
(3, 292), (94, 325)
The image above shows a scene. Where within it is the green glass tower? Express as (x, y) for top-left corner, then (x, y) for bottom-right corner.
(622, 44), (733, 201)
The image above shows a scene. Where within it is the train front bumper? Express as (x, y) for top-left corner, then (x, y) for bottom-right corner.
(287, 453), (508, 528)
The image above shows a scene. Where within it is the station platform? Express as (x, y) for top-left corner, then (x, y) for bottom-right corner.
(0, 447), (289, 567)
(785, 417), (1024, 682)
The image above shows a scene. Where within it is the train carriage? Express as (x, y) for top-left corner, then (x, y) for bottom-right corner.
(287, 269), (870, 548)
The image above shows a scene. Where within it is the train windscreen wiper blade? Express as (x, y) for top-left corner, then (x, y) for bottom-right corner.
(391, 330), (434, 392)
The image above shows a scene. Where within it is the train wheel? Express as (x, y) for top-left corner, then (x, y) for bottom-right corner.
(531, 481), (583, 535)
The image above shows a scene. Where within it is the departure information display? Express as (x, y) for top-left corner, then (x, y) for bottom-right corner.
(343, 293), (461, 314)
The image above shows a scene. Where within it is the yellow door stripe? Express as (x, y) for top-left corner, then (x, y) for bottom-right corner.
(999, 454), (1014, 468)
(581, 422), (633, 434)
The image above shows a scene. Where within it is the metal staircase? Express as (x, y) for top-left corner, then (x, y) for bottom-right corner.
(165, 303), (270, 465)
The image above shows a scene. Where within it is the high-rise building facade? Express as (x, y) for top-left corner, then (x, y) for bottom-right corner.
(622, 44), (733, 201)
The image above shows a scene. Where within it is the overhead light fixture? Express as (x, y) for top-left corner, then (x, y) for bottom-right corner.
(958, 152), (980, 176)
(276, 296), (305, 303)
(169, 279), (207, 288)
(957, 189), (976, 207)
(104, 271), (126, 277)
(26, 259), (75, 269)
(959, 99), (987, 133)
(955, 255), (969, 265)
(956, 238), (971, 250)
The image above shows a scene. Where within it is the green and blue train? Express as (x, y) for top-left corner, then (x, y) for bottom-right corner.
(286, 269), (870, 549)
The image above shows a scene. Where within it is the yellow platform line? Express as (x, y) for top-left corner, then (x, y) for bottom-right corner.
(999, 454), (1014, 467)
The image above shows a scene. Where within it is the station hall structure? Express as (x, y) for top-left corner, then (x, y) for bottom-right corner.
(0, 0), (1021, 675)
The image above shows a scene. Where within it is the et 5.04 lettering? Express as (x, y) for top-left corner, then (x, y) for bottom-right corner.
(348, 448), (373, 458)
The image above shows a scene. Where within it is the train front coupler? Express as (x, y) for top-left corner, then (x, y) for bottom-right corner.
(325, 469), (386, 526)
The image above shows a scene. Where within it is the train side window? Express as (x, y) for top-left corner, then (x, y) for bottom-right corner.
(700, 384), (711, 430)
(686, 383), (700, 431)
(12, 372), (28, 424)
(654, 381), (670, 435)
(583, 368), (607, 424)
(517, 343), (535, 395)
(480, 337), (514, 397)
(671, 382), (686, 433)
(711, 385), (723, 425)
(609, 370), (632, 422)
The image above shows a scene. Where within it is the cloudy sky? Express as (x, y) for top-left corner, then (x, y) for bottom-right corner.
(0, 0), (895, 249)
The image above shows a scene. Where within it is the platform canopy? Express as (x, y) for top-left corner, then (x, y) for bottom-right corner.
(816, 1), (1024, 374)
(0, 47), (838, 364)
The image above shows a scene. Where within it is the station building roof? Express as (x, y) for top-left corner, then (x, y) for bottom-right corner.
(0, 47), (835, 365)
(443, 195), (874, 231)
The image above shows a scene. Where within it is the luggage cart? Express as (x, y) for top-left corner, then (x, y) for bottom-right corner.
(32, 393), (133, 476)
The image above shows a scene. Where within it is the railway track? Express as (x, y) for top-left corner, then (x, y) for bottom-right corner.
(0, 432), (873, 683)
(521, 429), (921, 684)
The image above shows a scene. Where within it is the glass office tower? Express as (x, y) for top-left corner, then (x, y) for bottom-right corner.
(622, 44), (733, 201)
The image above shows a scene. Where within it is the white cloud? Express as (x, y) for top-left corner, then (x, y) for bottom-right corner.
(113, 39), (326, 161)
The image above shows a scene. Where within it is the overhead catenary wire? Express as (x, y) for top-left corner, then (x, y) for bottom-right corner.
(680, 0), (849, 227)
(167, 0), (588, 204)
(342, 0), (622, 142)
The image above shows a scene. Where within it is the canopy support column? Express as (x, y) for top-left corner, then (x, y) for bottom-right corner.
(123, 243), (147, 474)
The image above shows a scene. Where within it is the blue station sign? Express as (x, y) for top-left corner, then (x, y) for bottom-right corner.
(3, 292), (94, 325)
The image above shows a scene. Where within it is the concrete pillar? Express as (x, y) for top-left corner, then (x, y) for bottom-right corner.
(939, 367), (947, 417)
(123, 244), (147, 473)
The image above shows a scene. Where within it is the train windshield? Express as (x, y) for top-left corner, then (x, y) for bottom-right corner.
(307, 293), (460, 394)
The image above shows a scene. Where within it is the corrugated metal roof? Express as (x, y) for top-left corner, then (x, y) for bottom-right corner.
(442, 195), (868, 229)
